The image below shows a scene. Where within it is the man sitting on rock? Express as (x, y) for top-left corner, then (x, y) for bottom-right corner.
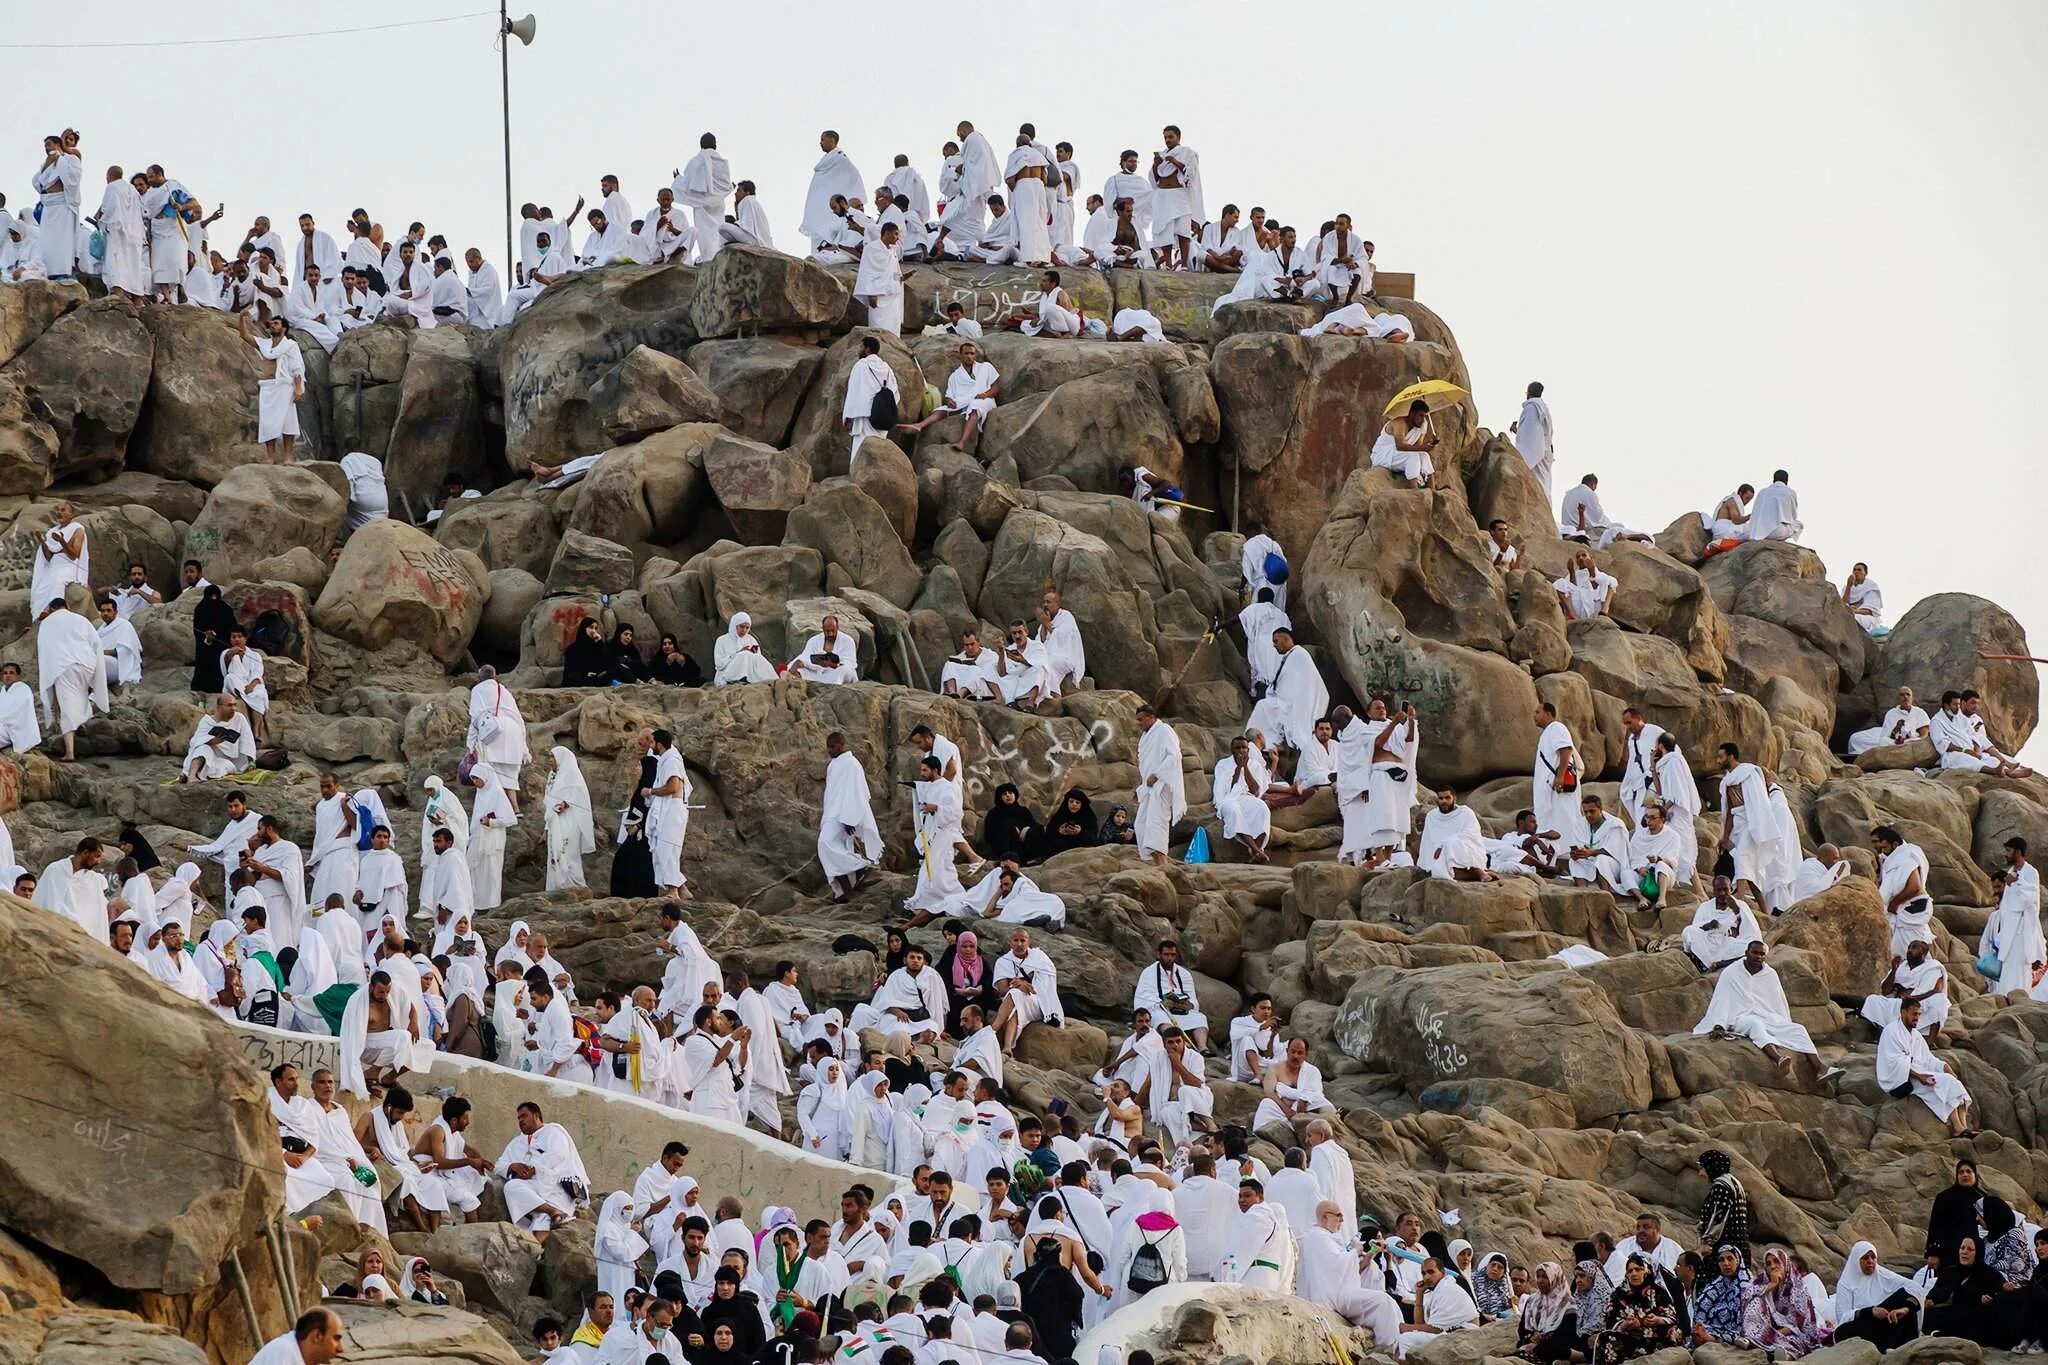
(1487, 810), (1559, 878)
(181, 694), (257, 782)
(1692, 941), (1838, 1083)
(1252, 1036), (1335, 1130)
(1957, 689), (2033, 777)
(1558, 473), (1653, 549)
(1132, 939), (1209, 1049)
(991, 927), (1064, 1052)
(1680, 875), (1763, 972)
(1745, 470), (1802, 543)
(898, 340), (1000, 454)
(1552, 547), (1618, 621)
(788, 614), (859, 685)
(527, 452), (603, 489)
(940, 630), (1001, 701)
(1847, 685), (1930, 758)
(1417, 788), (1492, 881)
(849, 942), (946, 1044)
(1566, 793), (1630, 893)
(1860, 937), (1950, 1040)
(1788, 843), (1849, 903)
(1399, 1256), (1480, 1356)
(1625, 801), (1689, 908)
(495, 1100), (589, 1242)
(1877, 998), (1974, 1138)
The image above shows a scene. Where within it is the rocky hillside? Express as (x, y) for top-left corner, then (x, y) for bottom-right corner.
(0, 250), (2043, 1362)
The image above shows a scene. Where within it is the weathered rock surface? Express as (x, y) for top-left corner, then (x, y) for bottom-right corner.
(315, 519), (488, 666)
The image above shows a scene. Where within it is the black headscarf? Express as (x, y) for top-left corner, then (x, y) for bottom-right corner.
(1098, 805), (1136, 846)
(697, 1271), (765, 1359)
(1037, 789), (1098, 858)
(884, 928), (918, 974)
(1927, 1158), (1984, 1264)
(561, 618), (609, 687)
(1015, 1236), (1081, 1361)
(608, 625), (645, 684)
(191, 586), (235, 693)
(609, 751), (660, 898)
(118, 823), (161, 873)
(1926, 1237), (2004, 1343)
(982, 783), (1040, 863)
(653, 634), (702, 687)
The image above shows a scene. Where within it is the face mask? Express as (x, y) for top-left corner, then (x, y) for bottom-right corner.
(648, 1326), (667, 1342)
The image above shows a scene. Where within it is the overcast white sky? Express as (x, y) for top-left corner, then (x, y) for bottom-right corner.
(14, 0), (2045, 753)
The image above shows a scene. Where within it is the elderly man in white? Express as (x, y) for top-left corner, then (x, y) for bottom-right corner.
(990, 927), (1065, 1052)
(1694, 941), (1837, 1082)
(788, 615), (859, 685)
(1848, 686), (1930, 758)
(466, 665), (529, 791)
(1625, 801), (1690, 908)
(1859, 937), (1950, 1037)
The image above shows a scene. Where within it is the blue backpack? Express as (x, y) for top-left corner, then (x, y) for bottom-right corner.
(354, 796), (378, 850)
(1263, 550), (1290, 584)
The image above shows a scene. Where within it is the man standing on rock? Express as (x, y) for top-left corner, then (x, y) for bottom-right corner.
(1133, 705), (1186, 867)
(237, 309), (303, 463)
(466, 665), (529, 795)
(675, 133), (733, 263)
(34, 836), (107, 940)
(1510, 381), (1556, 502)
(243, 814), (309, 950)
(1527, 702), (1580, 846)
(643, 728), (692, 900)
(34, 598), (109, 763)
(249, 1307), (344, 1365)
(818, 731), (881, 902)
(308, 773), (359, 914)
(841, 333), (900, 454)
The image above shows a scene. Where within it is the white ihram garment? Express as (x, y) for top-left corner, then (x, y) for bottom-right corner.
(1135, 720), (1187, 858)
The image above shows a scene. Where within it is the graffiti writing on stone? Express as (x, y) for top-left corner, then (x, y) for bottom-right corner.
(400, 547), (473, 595)
(71, 1115), (135, 1159)
(963, 719), (1116, 801)
(931, 272), (1047, 326)
(1414, 1002), (1468, 1076)
(1344, 611), (1455, 713)
(186, 526), (222, 557)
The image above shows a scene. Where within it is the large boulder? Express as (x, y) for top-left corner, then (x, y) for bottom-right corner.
(0, 372), (60, 495)
(703, 430), (812, 542)
(1301, 469), (1516, 653)
(683, 336), (822, 446)
(567, 422), (716, 546)
(383, 324), (486, 507)
(182, 464), (347, 590)
(133, 306), (268, 485)
(783, 483), (922, 608)
(328, 323), (410, 459)
(497, 258), (699, 469)
(435, 491), (561, 579)
(1462, 431), (1555, 549)
(588, 344), (722, 445)
(1211, 327), (1473, 563)
(0, 892), (279, 1295)
(685, 243), (847, 338)
(977, 361), (1185, 494)
(1335, 961), (1655, 1122)
(546, 529), (636, 596)
(1724, 614), (1840, 732)
(1700, 541), (1866, 682)
(2, 296), (154, 485)
(314, 518), (488, 666)
(1849, 593), (2037, 754)
(0, 278), (86, 368)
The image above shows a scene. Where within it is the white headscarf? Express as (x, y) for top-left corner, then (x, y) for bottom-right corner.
(433, 913), (488, 1014)
(546, 746), (596, 854)
(397, 1256), (433, 1301)
(1834, 1239), (1922, 1322)
(596, 1191), (649, 1265)
(494, 919), (531, 971)
(156, 863), (204, 934)
(422, 775), (469, 852)
(358, 1274), (396, 1301)
(722, 612), (754, 647)
(469, 767), (519, 829)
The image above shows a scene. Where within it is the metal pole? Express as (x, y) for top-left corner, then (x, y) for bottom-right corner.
(500, 0), (514, 274)
(228, 1248), (266, 1346)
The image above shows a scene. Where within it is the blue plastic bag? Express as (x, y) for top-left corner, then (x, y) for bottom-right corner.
(1184, 826), (1211, 864)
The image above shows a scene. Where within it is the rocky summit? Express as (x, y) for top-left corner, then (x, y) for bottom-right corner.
(0, 251), (2043, 1365)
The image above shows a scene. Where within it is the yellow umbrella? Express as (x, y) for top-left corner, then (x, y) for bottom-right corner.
(1383, 379), (1468, 418)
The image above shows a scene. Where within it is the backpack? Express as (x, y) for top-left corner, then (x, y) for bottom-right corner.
(1126, 1232), (1169, 1295)
(247, 609), (293, 657)
(354, 796), (378, 850)
(868, 383), (899, 430)
(1263, 550), (1289, 584)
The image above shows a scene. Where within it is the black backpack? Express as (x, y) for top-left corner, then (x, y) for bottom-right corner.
(868, 383), (899, 430)
(1127, 1231), (1169, 1295)
(248, 609), (294, 657)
